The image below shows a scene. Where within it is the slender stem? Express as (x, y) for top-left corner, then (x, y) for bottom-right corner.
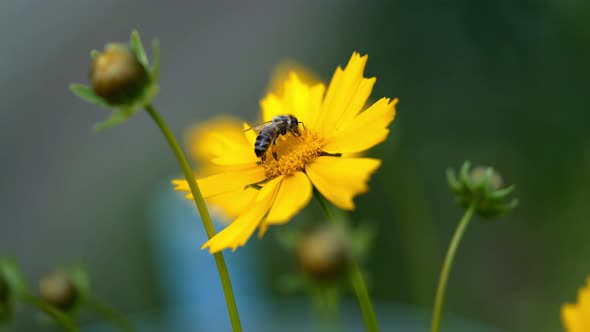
(313, 190), (380, 332)
(144, 104), (242, 332)
(21, 294), (79, 332)
(430, 202), (477, 332)
(87, 297), (136, 332)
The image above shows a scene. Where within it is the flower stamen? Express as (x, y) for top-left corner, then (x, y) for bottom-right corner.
(262, 131), (323, 179)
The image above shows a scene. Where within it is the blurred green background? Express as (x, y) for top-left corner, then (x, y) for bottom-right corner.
(1, 0), (589, 331)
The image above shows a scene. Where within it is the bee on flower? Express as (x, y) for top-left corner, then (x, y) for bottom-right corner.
(173, 53), (398, 253)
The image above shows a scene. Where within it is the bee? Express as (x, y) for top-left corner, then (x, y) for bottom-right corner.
(247, 114), (303, 161)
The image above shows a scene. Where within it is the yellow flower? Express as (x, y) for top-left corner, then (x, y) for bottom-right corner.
(173, 53), (398, 253)
(562, 277), (590, 331)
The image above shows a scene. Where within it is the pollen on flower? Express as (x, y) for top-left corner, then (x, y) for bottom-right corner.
(262, 131), (323, 178)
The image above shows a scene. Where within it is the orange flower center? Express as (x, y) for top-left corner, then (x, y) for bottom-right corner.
(262, 131), (323, 178)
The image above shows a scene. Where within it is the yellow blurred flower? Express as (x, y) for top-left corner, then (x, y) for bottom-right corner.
(562, 277), (590, 331)
(173, 53), (398, 253)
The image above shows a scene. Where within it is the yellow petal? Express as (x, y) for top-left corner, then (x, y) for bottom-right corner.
(266, 60), (323, 96)
(202, 176), (284, 253)
(323, 98), (398, 154)
(258, 171), (312, 236)
(561, 277), (590, 332)
(185, 117), (258, 166)
(206, 187), (259, 221)
(305, 156), (381, 210)
(562, 304), (584, 332)
(316, 53), (375, 136)
(172, 166), (266, 199)
(260, 93), (283, 123)
(260, 73), (325, 129)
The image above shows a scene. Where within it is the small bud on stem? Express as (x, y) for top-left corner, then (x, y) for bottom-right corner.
(296, 225), (351, 281)
(90, 46), (149, 105)
(39, 272), (79, 312)
(447, 161), (518, 218)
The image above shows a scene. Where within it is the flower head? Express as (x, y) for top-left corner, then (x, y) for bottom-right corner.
(562, 277), (590, 332)
(174, 53), (397, 253)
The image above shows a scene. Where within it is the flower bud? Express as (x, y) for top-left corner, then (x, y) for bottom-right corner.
(470, 166), (503, 191)
(296, 225), (351, 281)
(90, 46), (149, 105)
(39, 271), (79, 311)
(447, 161), (518, 218)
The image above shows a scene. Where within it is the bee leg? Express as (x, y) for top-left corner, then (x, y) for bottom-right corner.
(271, 137), (279, 161)
(244, 178), (271, 190)
(320, 151), (343, 157)
(261, 153), (267, 162)
(271, 144), (278, 160)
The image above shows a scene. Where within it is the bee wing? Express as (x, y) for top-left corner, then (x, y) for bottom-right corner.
(244, 121), (272, 133)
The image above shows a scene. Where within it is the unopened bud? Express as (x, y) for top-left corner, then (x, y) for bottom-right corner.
(90, 46), (149, 105)
(39, 272), (79, 311)
(447, 161), (518, 218)
(470, 166), (503, 191)
(296, 225), (350, 281)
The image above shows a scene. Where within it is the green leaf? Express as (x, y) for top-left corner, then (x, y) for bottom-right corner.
(93, 110), (129, 132)
(151, 39), (161, 81)
(69, 84), (109, 108)
(130, 30), (149, 68)
(446, 168), (461, 192)
(90, 49), (100, 59)
(0, 259), (28, 298)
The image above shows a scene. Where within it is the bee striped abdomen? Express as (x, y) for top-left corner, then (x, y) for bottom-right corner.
(254, 128), (275, 157)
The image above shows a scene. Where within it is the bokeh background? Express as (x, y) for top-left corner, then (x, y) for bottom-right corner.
(2, 0), (590, 331)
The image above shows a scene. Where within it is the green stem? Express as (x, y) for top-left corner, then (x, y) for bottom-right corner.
(430, 202), (477, 332)
(313, 190), (380, 332)
(144, 104), (242, 332)
(21, 294), (79, 332)
(87, 297), (136, 332)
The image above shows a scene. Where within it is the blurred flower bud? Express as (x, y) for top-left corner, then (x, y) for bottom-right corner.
(296, 225), (351, 281)
(39, 271), (79, 311)
(447, 161), (518, 218)
(90, 45), (150, 105)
